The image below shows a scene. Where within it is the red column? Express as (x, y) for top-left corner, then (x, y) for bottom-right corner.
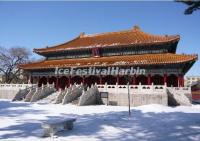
(47, 76), (49, 84)
(66, 78), (69, 87)
(68, 76), (71, 86)
(27, 75), (29, 84)
(56, 76), (59, 90)
(117, 75), (119, 84)
(178, 75), (180, 87)
(100, 75), (102, 85)
(178, 74), (184, 87)
(30, 76), (33, 84)
(132, 75), (136, 85)
(38, 76), (40, 87)
(82, 76), (85, 84)
(148, 74), (151, 85)
(164, 74), (167, 85)
(182, 75), (184, 87)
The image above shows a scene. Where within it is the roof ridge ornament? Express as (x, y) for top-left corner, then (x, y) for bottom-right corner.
(79, 32), (85, 38)
(133, 25), (140, 31)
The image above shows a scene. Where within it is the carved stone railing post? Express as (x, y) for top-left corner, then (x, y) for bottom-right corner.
(105, 82), (107, 92)
(115, 82), (118, 95)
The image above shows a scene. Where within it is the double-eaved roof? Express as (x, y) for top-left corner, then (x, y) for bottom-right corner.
(20, 26), (198, 71)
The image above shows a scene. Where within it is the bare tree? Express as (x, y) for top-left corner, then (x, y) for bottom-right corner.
(0, 47), (31, 83)
(176, 0), (200, 15)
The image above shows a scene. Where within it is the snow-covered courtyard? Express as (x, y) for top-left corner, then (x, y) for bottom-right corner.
(0, 100), (200, 141)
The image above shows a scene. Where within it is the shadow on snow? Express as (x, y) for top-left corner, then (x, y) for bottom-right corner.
(0, 101), (199, 141)
(0, 100), (45, 117)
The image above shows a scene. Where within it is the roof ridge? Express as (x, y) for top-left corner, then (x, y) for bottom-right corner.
(82, 26), (178, 39)
(83, 29), (133, 38)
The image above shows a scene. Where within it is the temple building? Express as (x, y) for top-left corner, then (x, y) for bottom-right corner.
(20, 26), (198, 89)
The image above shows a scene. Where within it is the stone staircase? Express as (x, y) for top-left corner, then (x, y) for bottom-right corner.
(62, 84), (84, 105)
(54, 89), (65, 104)
(24, 87), (37, 102)
(30, 85), (56, 102)
(38, 91), (60, 104)
(167, 88), (192, 106)
(24, 84), (55, 102)
(78, 84), (102, 106)
(12, 88), (31, 101)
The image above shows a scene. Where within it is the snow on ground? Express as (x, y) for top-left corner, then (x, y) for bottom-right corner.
(0, 99), (200, 141)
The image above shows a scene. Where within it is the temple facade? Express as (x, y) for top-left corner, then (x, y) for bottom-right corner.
(20, 26), (198, 89)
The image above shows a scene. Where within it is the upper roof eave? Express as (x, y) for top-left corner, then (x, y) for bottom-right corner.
(33, 26), (180, 54)
(34, 36), (180, 55)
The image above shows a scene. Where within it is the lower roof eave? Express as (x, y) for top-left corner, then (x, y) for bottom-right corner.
(19, 53), (198, 71)
(21, 61), (195, 71)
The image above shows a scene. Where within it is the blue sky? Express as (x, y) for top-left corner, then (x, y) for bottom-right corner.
(0, 1), (199, 76)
